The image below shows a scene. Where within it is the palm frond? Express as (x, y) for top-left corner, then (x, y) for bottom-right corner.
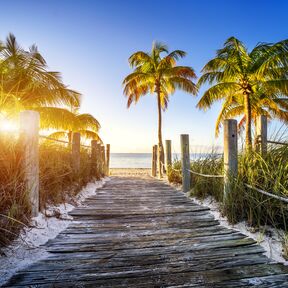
(123, 41), (197, 112)
(47, 131), (69, 141)
(78, 130), (102, 143)
(197, 82), (239, 110)
(168, 77), (198, 95)
(152, 41), (168, 54)
(76, 113), (100, 132)
(128, 52), (152, 68)
(34, 107), (76, 130)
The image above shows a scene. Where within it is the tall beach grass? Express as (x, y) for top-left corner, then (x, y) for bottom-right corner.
(168, 141), (288, 258)
(0, 136), (96, 247)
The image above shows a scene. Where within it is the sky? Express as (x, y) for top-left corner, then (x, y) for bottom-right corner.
(1, 0), (288, 152)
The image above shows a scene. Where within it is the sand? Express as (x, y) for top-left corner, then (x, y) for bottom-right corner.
(110, 168), (151, 177)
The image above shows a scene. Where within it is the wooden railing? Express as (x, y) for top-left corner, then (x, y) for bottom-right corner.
(151, 115), (288, 203)
(20, 110), (110, 217)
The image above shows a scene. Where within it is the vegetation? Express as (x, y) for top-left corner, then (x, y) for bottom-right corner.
(0, 137), (28, 247)
(123, 42), (197, 177)
(168, 144), (288, 257)
(0, 34), (103, 247)
(37, 107), (102, 143)
(0, 137), (98, 247)
(197, 37), (288, 148)
(0, 33), (101, 142)
(167, 36), (288, 260)
(0, 33), (80, 116)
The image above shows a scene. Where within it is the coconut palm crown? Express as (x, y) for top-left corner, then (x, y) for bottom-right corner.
(197, 37), (288, 148)
(36, 107), (102, 143)
(0, 33), (80, 116)
(123, 41), (197, 176)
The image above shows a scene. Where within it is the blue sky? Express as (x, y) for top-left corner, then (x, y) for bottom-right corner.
(1, 0), (287, 152)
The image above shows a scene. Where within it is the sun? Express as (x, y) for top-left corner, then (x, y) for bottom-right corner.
(0, 118), (18, 132)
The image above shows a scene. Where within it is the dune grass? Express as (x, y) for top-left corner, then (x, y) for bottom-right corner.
(0, 137), (29, 247)
(169, 145), (288, 228)
(0, 137), (97, 248)
(168, 143), (288, 258)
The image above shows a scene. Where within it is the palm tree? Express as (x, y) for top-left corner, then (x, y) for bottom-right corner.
(0, 34), (102, 145)
(0, 33), (80, 116)
(123, 42), (197, 177)
(214, 88), (288, 137)
(197, 37), (288, 148)
(36, 107), (102, 143)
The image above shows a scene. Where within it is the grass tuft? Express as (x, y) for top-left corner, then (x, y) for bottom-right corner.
(169, 144), (288, 231)
(0, 137), (99, 248)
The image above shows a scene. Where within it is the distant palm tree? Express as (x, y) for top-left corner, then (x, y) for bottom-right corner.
(197, 37), (288, 148)
(0, 33), (80, 116)
(36, 107), (102, 143)
(123, 42), (197, 177)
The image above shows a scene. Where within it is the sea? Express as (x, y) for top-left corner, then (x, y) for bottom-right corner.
(110, 153), (221, 168)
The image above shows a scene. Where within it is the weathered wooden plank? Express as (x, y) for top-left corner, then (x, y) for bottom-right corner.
(6, 264), (288, 287)
(39, 244), (265, 268)
(46, 233), (249, 253)
(4, 175), (288, 287)
(23, 252), (268, 273)
(48, 227), (236, 244)
(7, 255), (270, 286)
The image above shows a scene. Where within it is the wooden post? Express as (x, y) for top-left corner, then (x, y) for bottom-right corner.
(256, 115), (267, 156)
(165, 140), (172, 171)
(181, 134), (190, 193)
(91, 140), (98, 176)
(96, 143), (101, 176)
(71, 132), (80, 174)
(101, 145), (105, 176)
(224, 119), (238, 200)
(20, 110), (40, 217)
(106, 144), (110, 175)
(152, 145), (157, 177)
(157, 145), (162, 178)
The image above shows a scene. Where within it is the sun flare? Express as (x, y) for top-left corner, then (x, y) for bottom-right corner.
(0, 119), (18, 132)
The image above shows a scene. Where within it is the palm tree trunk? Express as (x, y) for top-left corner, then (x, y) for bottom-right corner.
(244, 93), (252, 149)
(157, 90), (164, 178)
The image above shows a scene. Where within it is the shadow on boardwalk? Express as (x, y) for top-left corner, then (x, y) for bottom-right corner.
(4, 175), (288, 287)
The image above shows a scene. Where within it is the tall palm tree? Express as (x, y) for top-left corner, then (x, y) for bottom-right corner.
(197, 37), (288, 148)
(123, 42), (197, 177)
(0, 33), (80, 116)
(36, 107), (102, 143)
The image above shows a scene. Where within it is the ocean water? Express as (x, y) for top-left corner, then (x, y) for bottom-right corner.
(110, 153), (222, 168)
(110, 153), (152, 168)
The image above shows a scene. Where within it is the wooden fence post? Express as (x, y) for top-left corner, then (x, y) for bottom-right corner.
(91, 140), (98, 176)
(20, 110), (40, 217)
(165, 140), (172, 171)
(181, 134), (190, 193)
(256, 115), (267, 156)
(106, 144), (110, 175)
(101, 145), (105, 176)
(223, 119), (238, 200)
(152, 145), (157, 177)
(157, 145), (163, 178)
(96, 143), (101, 176)
(72, 132), (80, 174)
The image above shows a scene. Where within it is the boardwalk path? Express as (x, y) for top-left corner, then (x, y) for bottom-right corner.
(5, 175), (288, 287)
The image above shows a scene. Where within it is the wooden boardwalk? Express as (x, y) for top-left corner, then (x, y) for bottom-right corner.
(4, 175), (288, 287)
